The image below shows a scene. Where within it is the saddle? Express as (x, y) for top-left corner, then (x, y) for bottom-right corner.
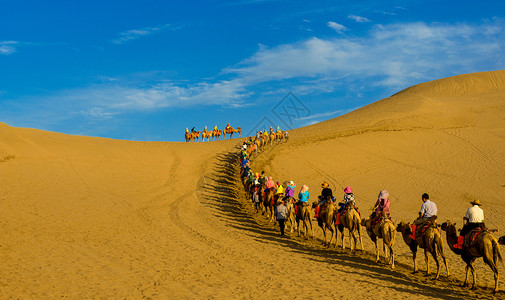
(464, 227), (487, 248)
(372, 211), (391, 227)
(415, 220), (436, 238)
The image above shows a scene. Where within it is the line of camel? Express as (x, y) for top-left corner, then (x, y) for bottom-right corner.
(238, 140), (504, 294)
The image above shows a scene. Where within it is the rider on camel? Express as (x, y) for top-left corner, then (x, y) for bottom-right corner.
(276, 125), (281, 133)
(409, 193), (437, 240)
(338, 186), (355, 213)
(191, 126), (196, 133)
(454, 199), (485, 249)
(372, 190), (390, 221)
(214, 125), (218, 131)
(284, 180), (296, 201)
(265, 176), (275, 189)
(274, 181), (285, 202)
(314, 182), (333, 218)
(297, 185), (309, 207)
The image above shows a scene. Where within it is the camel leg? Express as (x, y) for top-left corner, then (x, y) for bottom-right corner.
(390, 245), (395, 268)
(358, 226), (364, 251)
(322, 227), (327, 245)
(470, 263), (477, 290)
(431, 250), (440, 280)
(375, 239), (380, 263)
(309, 218), (314, 239)
(424, 249), (430, 276)
(341, 228), (345, 250)
(463, 265), (470, 287)
(412, 250), (418, 273)
(348, 229), (353, 251)
(328, 226), (334, 247)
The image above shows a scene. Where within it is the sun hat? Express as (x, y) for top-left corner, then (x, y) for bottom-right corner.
(344, 186), (353, 194)
(470, 199), (482, 206)
(321, 182), (329, 188)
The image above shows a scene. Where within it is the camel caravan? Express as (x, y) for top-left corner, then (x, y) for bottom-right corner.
(237, 140), (503, 294)
(185, 124), (242, 142)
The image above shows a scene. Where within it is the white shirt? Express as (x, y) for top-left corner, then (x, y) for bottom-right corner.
(465, 205), (484, 223)
(420, 200), (437, 218)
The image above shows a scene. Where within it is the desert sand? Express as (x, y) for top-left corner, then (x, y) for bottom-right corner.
(1, 70), (505, 299)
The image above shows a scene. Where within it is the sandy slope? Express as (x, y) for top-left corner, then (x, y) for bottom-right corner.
(1, 70), (505, 298)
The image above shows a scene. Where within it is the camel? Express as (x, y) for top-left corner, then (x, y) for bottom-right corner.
(262, 188), (276, 223)
(337, 205), (364, 252)
(313, 201), (336, 246)
(212, 129), (222, 140)
(269, 132), (276, 144)
(284, 131), (289, 142)
(223, 126), (241, 139)
(296, 203), (314, 238)
(201, 130), (211, 142)
(499, 236), (505, 245)
(441, 220), (502, 293)
(396, 219), (449, 279)
(185, 132), (191, 142)
(262, 134), (269, 146)
(362, 213), (396, 268)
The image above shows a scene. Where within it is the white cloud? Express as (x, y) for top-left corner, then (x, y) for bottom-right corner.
(348, 15), (371, 23)
(0, 41), (18, 55)
(327, 21), (347, 33)
(112, 24), (177, 44)
(226, 21), (505, 93)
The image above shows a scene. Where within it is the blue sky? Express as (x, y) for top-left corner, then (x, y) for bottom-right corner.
(1, 0), (505, 141)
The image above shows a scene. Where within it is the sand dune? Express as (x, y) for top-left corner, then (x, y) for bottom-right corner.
(1, 70), (505, 298)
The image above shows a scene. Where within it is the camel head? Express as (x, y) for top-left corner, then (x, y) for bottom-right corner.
(360, 217), (369, 227)
(396, 220), (411, 234)
(311, 201), (318, 209)
(440, 220), (456, 233)
(498, 236), (505, 245)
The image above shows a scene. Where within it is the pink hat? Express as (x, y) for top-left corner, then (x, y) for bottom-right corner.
(344, 186), (353, 194)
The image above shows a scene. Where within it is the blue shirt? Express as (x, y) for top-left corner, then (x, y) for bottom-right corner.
(299, 191), (309, 202)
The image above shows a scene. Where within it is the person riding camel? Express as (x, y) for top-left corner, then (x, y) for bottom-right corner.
(338, 186), (355, 213)
(284, 180), (296, 201)
(226, 123), (231, 132)
(185, 127), (189, 134)
(334, 186), (355, 224)
(191, 126), (196, 133)
(409, 193), (437, 240)
(274, 181), (284, 202)
(214, 125), (218, 131)
(263, 130), (268, 137)
(372, 190), (390, 221)
(204, 125), (207, 131)
(276, 125), (281, 133)
(297, 185), (309, 206)
(269, 127), (274, 134)
(265, 176), (275, 189)
(314, 181), (333, 218)
(453, 199), (485, 249)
